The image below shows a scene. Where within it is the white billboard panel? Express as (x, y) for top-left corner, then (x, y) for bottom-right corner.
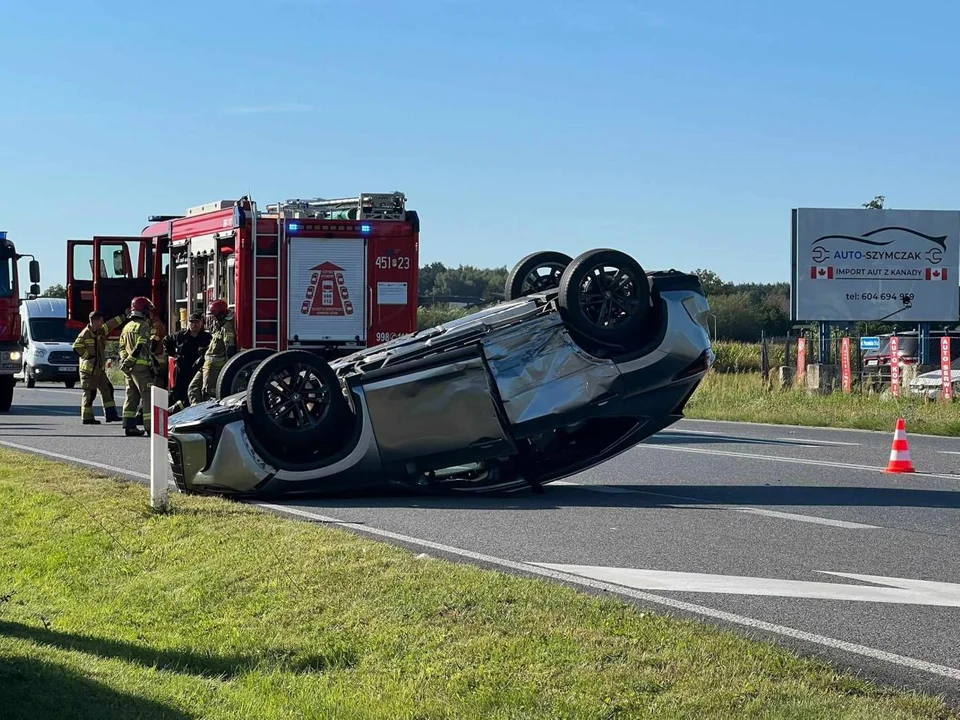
(791, 208), (960, 323)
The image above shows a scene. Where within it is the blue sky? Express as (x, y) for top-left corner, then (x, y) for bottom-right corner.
(2, 0), (959, 290)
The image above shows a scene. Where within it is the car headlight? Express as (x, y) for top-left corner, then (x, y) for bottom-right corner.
(7, 351), (20, 361)
(33, 349), (47, 359)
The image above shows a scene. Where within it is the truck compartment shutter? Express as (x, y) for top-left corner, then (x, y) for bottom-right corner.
(287, 238), (366, 343)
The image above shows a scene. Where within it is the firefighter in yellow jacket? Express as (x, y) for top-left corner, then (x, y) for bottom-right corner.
(118, 296), (159, 437)
(188, 299), (236, 405)
(72, 308), (128, 425)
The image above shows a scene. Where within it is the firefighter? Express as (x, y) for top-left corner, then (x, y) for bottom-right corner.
(118, 296), (159, 437)
(71, 309), (128, 425)
(164, 311), (211, 412)
(188, 299), (236, 405)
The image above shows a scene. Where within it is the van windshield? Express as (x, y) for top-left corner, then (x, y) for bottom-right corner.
(29, 318), (80, 343)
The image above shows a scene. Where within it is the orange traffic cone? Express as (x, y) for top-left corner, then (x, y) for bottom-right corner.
(884, 418), (915, 473)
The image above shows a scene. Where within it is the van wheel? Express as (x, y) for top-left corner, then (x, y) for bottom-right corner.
(216, 348), (275, 399)
(26, 369), (35, 389)
(245, 350), (351, 450)
(64, 380), (76, 389)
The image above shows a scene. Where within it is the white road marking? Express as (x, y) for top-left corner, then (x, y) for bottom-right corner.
(658, 429), (725, 436)
(0, 440), (150, 480)
(639, 443), (960, 481)
(530, 564), (960, 608)
(683, 418), (952, 440)
(551, 480), (637, 494)
(553, 482), (882, 529)
(774, 437), (861, 447)
(938, 451), (960, 456)
(256, 502), (960, 682)
(728, 507), (880, 529)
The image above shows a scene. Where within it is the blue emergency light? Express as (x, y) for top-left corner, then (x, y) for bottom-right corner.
(361, 224), (371, 233)
(289, 223), (300, 231)
(0, 231), (6, 240)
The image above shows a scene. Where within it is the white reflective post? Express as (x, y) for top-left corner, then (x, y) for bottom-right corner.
(150, 386), (170, 512)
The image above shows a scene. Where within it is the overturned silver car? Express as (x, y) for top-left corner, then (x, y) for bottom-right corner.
(166, 248), (714, 497)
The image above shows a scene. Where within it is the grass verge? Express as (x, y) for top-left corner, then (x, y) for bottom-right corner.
(1, 450), (958, 719)
(686, 371), (960, 436)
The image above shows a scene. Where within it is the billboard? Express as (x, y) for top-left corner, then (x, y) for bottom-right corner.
(791, 208), (960, 322)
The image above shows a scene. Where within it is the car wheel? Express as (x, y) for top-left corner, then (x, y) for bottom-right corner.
(558, 248), (651, 345)
(64, 380), (76, 389)
(25, 368), (35, 389)
(216, 348), (275, 399)
(504, 251), (573, 301)
(246, 349), (350, 450)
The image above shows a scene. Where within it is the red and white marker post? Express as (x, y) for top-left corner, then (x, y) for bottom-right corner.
(889, 335), (901, 398)
(150, 386), (170, 511)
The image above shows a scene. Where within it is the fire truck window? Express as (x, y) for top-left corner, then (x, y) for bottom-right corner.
(72, 243), (93, 282)
(0, 254), (13, 298)
(226, 257), (236, 307)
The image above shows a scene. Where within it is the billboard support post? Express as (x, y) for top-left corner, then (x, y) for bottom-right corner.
(919, 322), (931, 365)
(818, 321), (831, 364)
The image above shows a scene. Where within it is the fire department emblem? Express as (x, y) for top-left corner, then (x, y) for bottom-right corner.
(301, 262), (354, 317)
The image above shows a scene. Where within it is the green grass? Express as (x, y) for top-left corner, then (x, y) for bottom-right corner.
(1, 451), (958, 719)
(686, 370), (960, 436)
(711, 341), (789, 374)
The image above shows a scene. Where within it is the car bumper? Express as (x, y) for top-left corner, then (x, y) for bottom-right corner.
(30, 364), (80, 381)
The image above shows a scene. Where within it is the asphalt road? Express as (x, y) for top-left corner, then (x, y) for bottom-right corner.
(4, 385), (960, 704)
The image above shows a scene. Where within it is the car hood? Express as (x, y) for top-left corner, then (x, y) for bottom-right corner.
(32, 342), (77, 352)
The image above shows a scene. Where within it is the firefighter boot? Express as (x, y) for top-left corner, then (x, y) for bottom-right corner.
(104, 407), (121, 423)
(83, 418), (101, 425)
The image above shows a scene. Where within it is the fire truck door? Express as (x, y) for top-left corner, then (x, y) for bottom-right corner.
(66, 239), (95, 327)
(92, 237), (153, 322)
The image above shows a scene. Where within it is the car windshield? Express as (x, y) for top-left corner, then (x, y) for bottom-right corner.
(29, 317), (80, 343)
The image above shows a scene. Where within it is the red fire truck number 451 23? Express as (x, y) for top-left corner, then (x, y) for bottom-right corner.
(374, 255), (411, 270)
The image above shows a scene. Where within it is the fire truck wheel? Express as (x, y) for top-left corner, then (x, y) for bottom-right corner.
(216, 348), (275, 399)
(504, 251), (573, 301)
(245, 350), (350, 450)
(558, 248), (651, 346)
(0, 376), (13, 412)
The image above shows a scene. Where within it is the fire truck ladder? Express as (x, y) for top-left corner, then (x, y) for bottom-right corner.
(252, 202), (282, 351)
(265, 192), (407, 221)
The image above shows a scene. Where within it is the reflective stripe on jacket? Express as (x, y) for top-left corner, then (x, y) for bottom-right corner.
(205, 314), (236, 364)
(72, 315), (124, 373)
(119, 317), (154, 367)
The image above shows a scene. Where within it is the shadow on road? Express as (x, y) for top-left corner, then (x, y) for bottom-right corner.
(0, 405), (79, 416)
(643, 432), (843, 448)
(271, 483), (960, 512)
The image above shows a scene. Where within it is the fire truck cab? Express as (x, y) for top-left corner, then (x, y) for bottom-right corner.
(0, 230), (42, 411)
(65, 192), (420, 399)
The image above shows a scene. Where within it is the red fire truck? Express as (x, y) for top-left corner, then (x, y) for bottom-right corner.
(0, 230), (42, 411)
(65, 192), (419, 399)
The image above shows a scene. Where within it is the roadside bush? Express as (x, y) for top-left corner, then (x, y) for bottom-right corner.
(711, 341), (787, 373)
(417, 304), (472, 330)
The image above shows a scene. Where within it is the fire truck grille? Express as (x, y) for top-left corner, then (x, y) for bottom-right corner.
(49, 351), (79, 366)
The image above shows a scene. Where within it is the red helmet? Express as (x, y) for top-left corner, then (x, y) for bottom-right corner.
(208, 299), (229, 318)
(130, 296), (153, 317)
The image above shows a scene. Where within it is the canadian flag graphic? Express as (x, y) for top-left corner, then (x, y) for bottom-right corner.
(925, 267), (948, 281)
(810, 266), (834, 280)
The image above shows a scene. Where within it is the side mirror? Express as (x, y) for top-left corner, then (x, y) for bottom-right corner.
(29, 283), (40, 297)
(113, 249), (126, 276)
(28, 259), (40, 284)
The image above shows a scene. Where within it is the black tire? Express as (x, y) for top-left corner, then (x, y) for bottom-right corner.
(504, 251), (573, 301)
(245, 350), (351, 450)
(0, 375), (13, 412)
(64, 380), (76, 389)
(558, 248), (651, 345)
(216, 348), (275, 399)
(25, 369), (35, 389)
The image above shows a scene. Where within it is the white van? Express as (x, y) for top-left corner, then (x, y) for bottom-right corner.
(17, 297), (81, 388)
